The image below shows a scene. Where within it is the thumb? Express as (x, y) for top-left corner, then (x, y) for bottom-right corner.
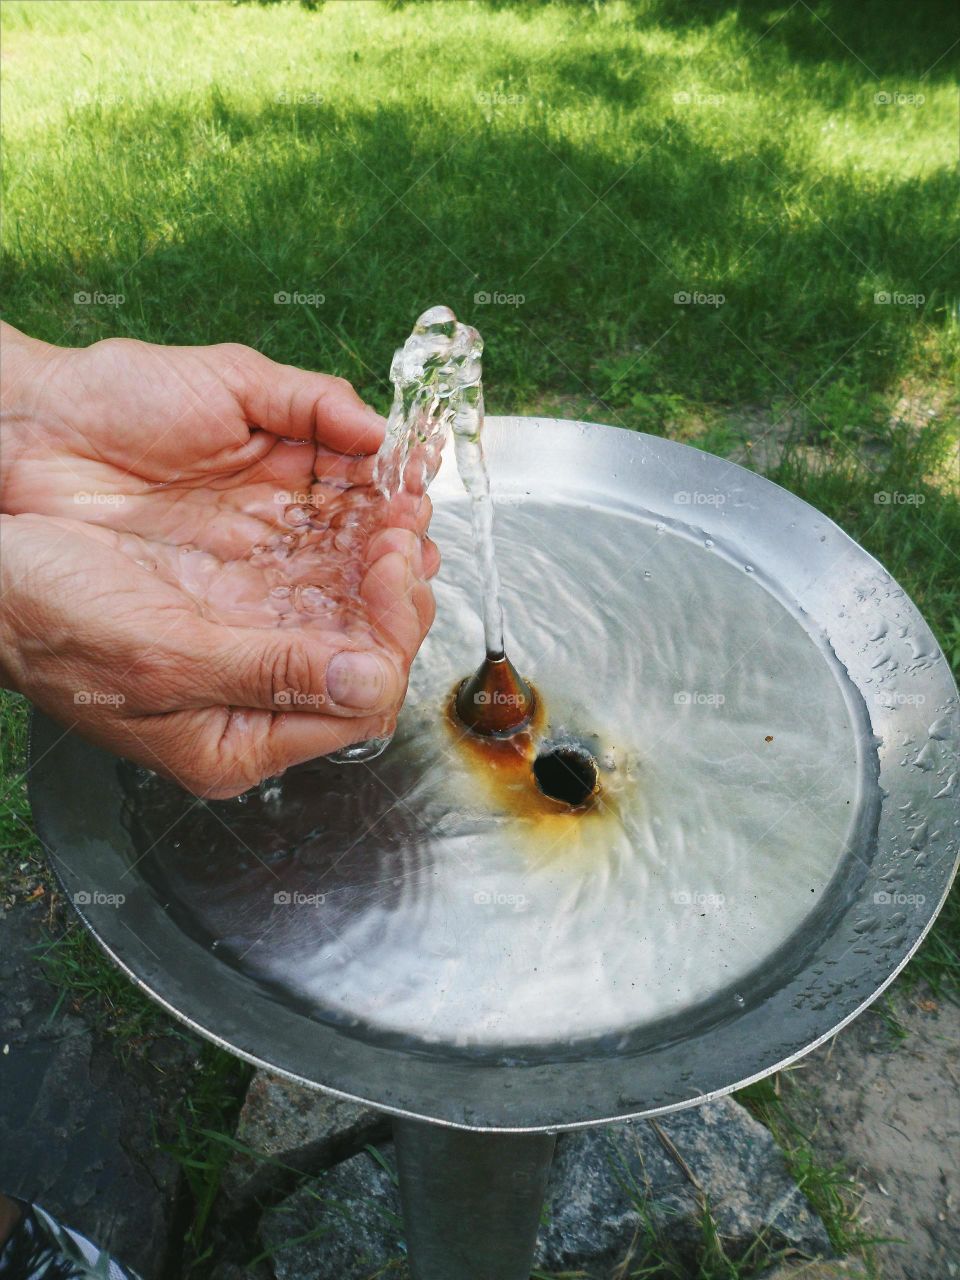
(177, 618), (406, 717)
(229, 347), (386, 455)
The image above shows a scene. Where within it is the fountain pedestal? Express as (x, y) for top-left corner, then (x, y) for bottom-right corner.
(394, 1120), (556, 1280)
(26, 418), (959, 1280)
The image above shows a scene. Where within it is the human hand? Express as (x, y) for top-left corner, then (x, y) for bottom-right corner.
(0, 325), (438, 795)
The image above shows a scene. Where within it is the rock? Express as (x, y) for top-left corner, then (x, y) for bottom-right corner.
(0, 904), (184, 1279)
(258, 1096), (830, 1279)
(259, 1145), (405, 1280)
(219, 1070), (389, 1206)
(534, 1096), (831, 1272)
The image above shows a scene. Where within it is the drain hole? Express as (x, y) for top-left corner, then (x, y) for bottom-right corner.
(533, 746), (598, 808)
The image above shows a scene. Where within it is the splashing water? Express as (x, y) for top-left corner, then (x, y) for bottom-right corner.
(162, 305), (505, 763)
(374, 304), (504, 657)
(332, 305), (508, 760)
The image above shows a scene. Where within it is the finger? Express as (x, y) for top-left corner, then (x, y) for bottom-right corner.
(366, 526), (424, 574)
(131, 706), (397, 798)
(360, 547), (431, 657)
(230, 347), (386, 456)
(169, 615), (407, 718)
(422, 536), (441, 579)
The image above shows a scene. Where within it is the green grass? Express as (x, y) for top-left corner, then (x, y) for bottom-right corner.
(3, 0), (955, 985)
(0, 1), (957, 1271)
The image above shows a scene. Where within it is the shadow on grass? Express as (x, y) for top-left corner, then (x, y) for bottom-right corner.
(1, 88), (955, 410)
(380, 0), (959, 84)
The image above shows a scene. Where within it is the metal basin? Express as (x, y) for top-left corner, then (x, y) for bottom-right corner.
(29, 416), (959, 1136)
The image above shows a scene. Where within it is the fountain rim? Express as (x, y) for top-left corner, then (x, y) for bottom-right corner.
(28, 414), (960, 1132)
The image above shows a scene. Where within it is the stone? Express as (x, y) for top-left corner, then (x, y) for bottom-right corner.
(0, 903), (184, 1279)
(258, 1096), (830, 1279)
(534, 1097), (831, 1272)
(259, 1145), (405, 1280)
(219, 1070), (389, 1206)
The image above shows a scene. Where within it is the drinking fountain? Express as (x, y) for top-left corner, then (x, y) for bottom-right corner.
(28, 415), (959, 1279)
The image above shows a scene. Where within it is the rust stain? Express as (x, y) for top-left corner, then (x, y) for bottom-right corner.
(443, 681), (616, 847)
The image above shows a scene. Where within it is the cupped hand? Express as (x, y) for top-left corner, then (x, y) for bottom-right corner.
(0, 326), (439, 796)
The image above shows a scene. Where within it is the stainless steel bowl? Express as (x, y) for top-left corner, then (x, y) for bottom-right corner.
(29, 416), (959, 1133)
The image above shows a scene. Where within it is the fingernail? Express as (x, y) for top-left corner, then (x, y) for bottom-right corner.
(327, 651), (389, 709)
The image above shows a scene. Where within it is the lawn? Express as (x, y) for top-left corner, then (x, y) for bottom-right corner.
(1, 0), (958, 1267)
(2, 0), (957, 973)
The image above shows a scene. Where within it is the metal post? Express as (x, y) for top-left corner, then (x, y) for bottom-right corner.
(393, 1118), (556, 1280)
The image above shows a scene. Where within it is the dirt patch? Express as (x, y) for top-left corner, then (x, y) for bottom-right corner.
(781, 987), (960, 1280)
